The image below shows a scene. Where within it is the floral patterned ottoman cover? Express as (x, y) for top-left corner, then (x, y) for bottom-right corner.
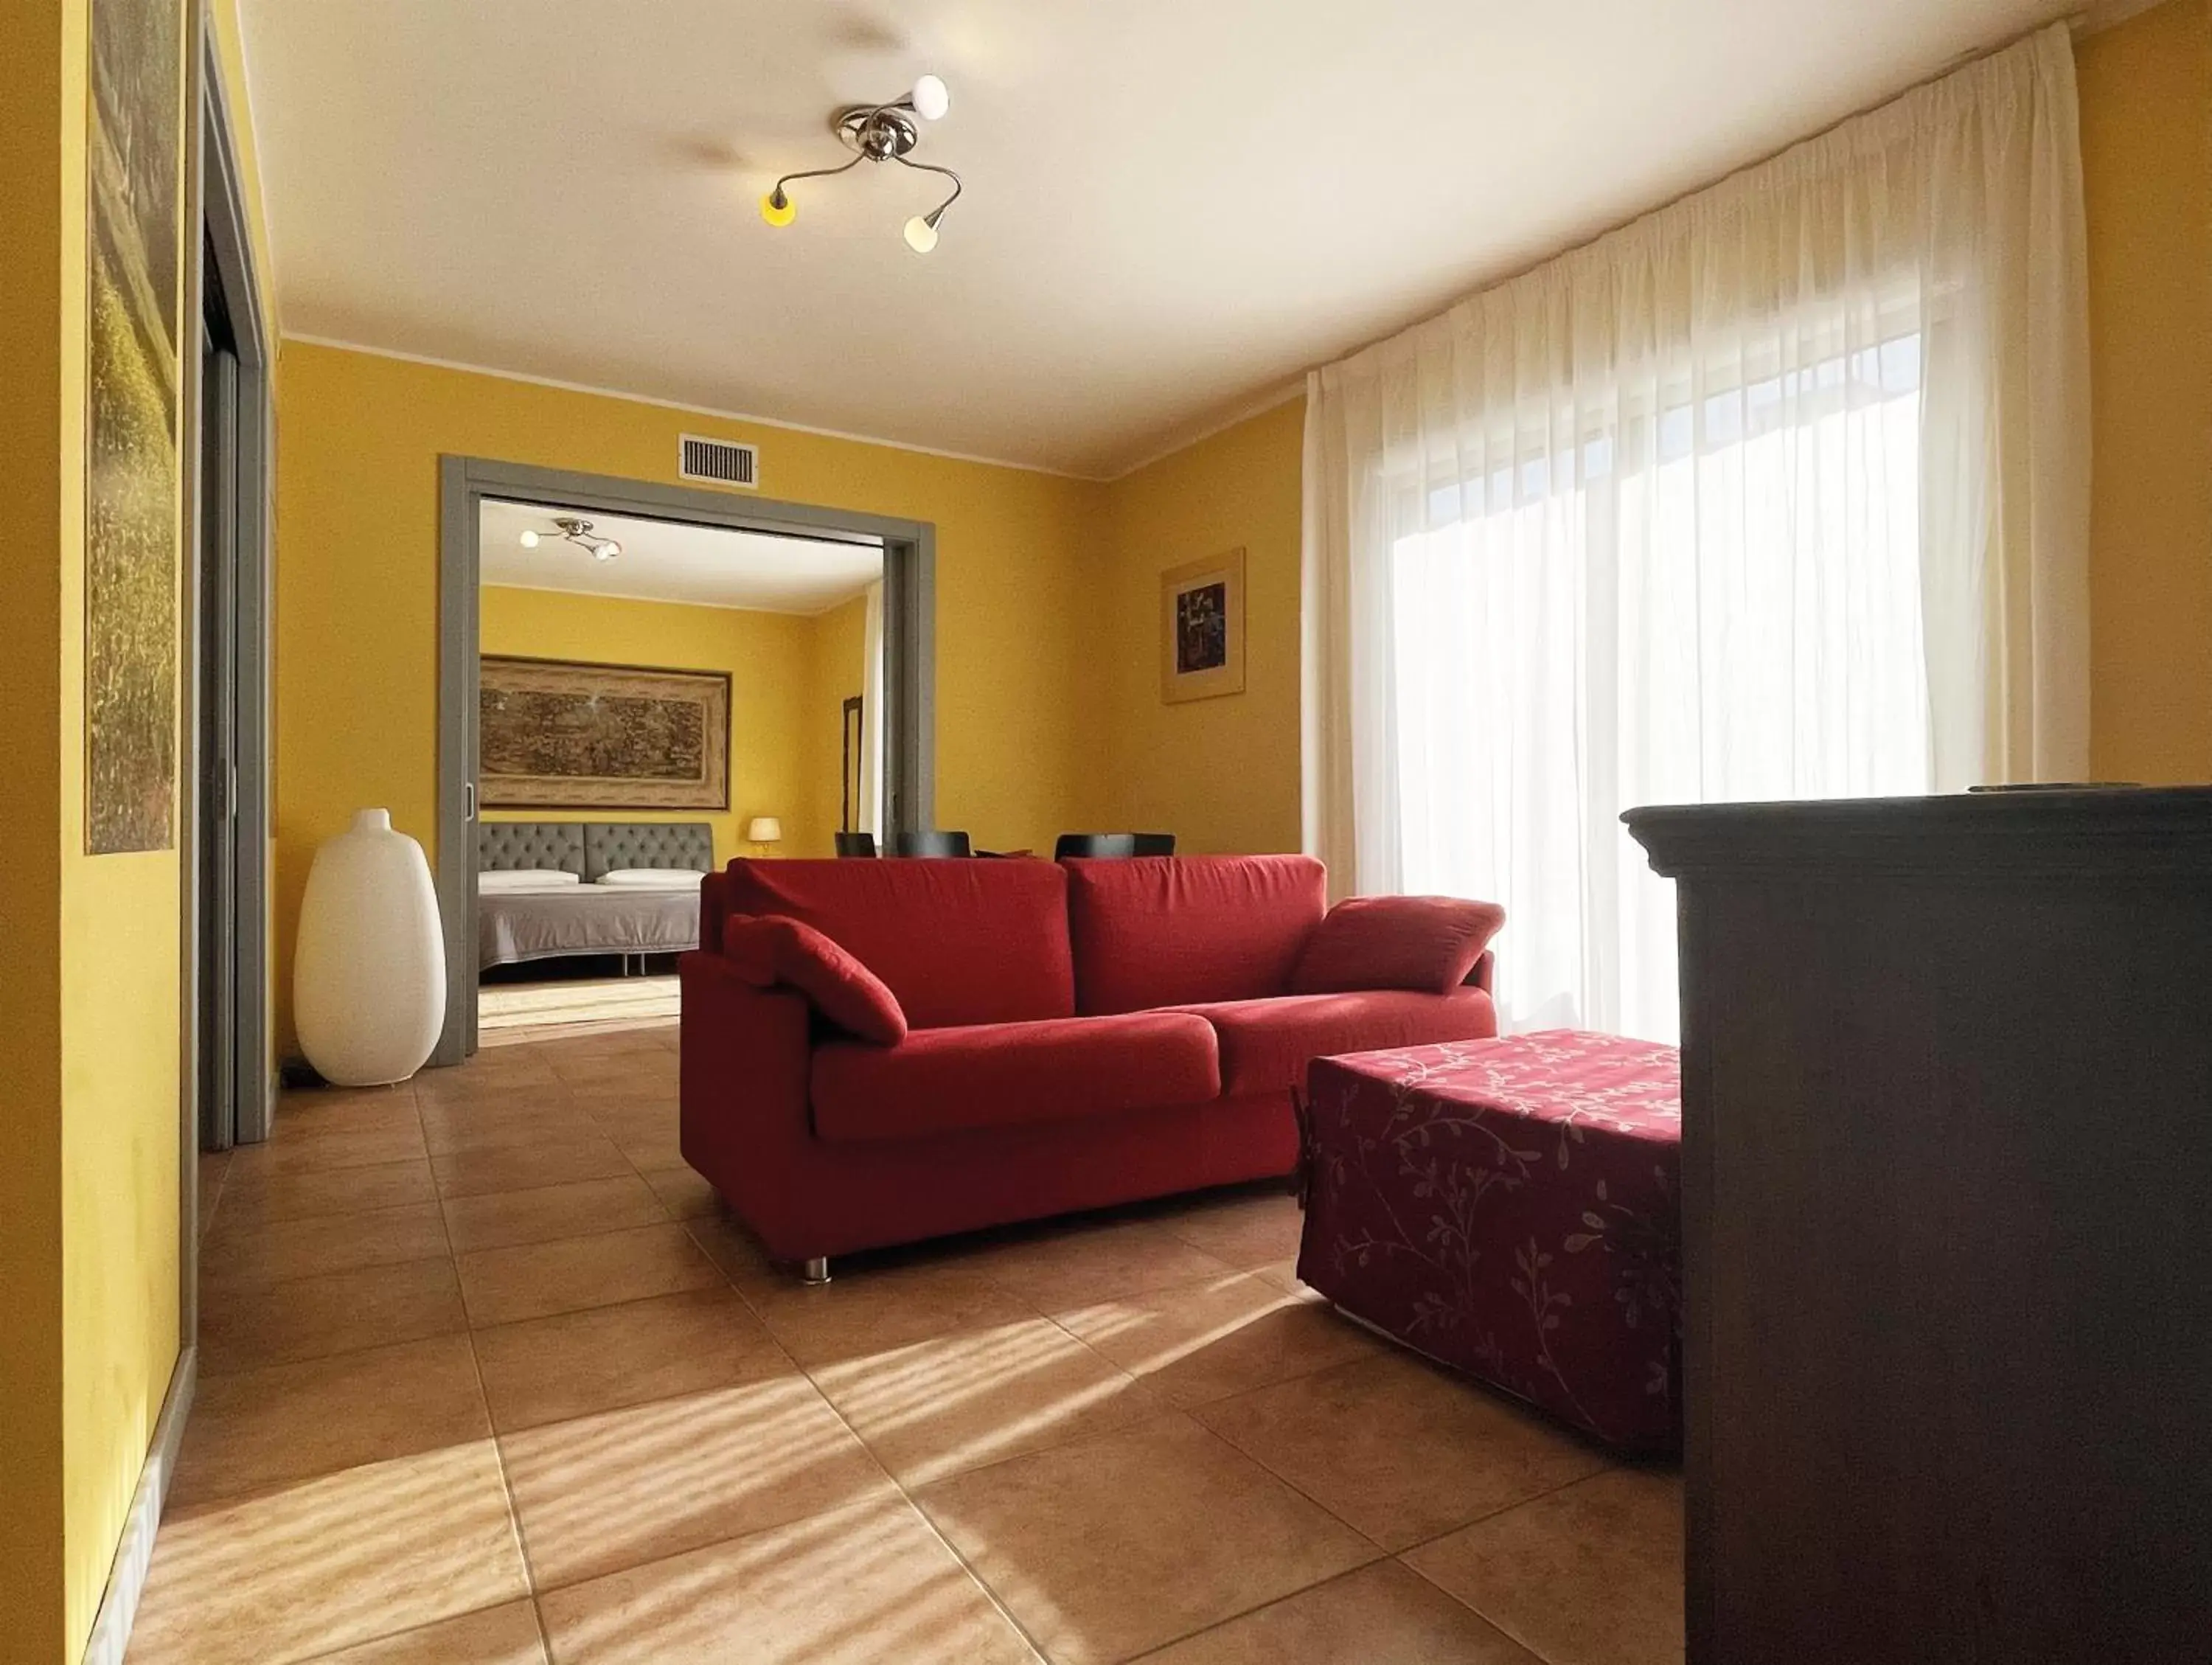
(1297, 1029), (1682, 1453)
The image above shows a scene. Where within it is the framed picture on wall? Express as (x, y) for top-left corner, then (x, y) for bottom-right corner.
(1160, 547), (1245, 704)
(480, 656), (731, 810)
(83, 0), (185, 853)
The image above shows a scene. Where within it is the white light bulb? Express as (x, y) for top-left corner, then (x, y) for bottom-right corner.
(911, 74), (949, 121)
(595, 540), (622, 560)
(519, 529), (540, 548)
(903, 214), (939, 254)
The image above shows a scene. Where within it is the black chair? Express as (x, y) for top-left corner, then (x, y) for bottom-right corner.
(1131, 832), (1177, 856)
(892, 830), (972, 858)
(833, 831), (877, 858)
(1054, 832), (1138, 859)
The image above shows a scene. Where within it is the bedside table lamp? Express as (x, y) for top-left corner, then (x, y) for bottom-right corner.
(745, 816), (783, 855)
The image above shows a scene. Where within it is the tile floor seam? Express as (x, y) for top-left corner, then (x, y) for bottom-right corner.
(1105, 1560), (1382, 1665)
(1383, 1460), (1627, 1561)
(1037, 1293), (1379, 1417)
(1178, 1403), (1408, 1557)
(467, 1324), (558, 1613)
(800, 1366), (1057, 1665)
(791, 1323), (1148, 1495)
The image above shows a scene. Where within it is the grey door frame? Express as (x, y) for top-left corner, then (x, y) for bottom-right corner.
(434, 456), (936, 1067)
(184, 27), (274, 1165)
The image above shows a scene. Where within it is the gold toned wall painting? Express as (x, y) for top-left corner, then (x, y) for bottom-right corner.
(86, 0), (184, 853)
(1159, 547), (1247, 703)
(480, 656), (733, 810)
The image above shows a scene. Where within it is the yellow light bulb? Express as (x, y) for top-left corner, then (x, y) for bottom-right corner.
(760, 190), (796, 229)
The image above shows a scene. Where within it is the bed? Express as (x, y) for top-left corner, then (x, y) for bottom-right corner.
(476, 821), (713, 973)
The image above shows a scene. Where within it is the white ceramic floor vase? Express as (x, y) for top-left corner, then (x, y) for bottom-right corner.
(294, 808), (447, 1086)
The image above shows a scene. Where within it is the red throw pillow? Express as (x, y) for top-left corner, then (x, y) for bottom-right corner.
(721, 914), (908, 1045)
(1290, 894), (1506, 995)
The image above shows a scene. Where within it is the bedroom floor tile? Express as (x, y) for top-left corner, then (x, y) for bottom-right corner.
(1154, 1189), (1310, 1271)
(430, 1134), (635, 1199)
(472, 1287), (793, 1431)
(299, 1602), (548, 1665)
(810, 1315), (1161, 1487)
(197, 1255), (468, 1377)
(1193, 1349), (1610, 1552)
(961, 1217), (1239, 1311)
(1399, 1467), (1685, 1665)
(125, 1442), (526, 1664)
(147, 1029), (1680, 1664)
(168, 1335), (490, 1509)
(439, 1173), (669, 1254)
(1135, 1558), (1541, 1664)
(912, 1412), (1374, 1665)
(1054, 1268), (1382, 1409)
(535, 1498), (1040, 1665)
(198, 1200), (450, 1293)
(212, 1156), (439, 1230)
(636, 1164), (720, 1218)
(499, 1377), (897, 1589)
(748, 1262), (1043, 1368)
(456, 1221), (722, 1327)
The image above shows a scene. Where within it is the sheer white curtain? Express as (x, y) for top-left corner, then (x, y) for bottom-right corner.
(1302, 25), (2089, 1041)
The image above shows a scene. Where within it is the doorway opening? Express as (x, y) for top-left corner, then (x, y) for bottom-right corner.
(192, 42), (272, 1157)
(471, 499), (888, 1043)
(436, 458), (935, 1065)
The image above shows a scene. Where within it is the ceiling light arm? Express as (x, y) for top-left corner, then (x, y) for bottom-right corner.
(892, 151), (962, 218)
(767, 150), (865, 208)
(761, 147), (863, 207)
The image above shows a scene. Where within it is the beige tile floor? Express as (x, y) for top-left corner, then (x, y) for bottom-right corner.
(136, 1023), (1682, 1665)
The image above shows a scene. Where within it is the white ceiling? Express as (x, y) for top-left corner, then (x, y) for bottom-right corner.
(479, 499), (883, 613)
(241, 0), (2078, 479)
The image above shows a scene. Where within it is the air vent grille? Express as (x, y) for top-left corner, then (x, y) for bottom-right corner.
(679, 434), (759, 489)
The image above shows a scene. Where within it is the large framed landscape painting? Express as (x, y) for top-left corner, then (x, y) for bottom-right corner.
(480, 656), (731, 810)
(85, 0), (184, 854)
(1159, 546), (1246, 704)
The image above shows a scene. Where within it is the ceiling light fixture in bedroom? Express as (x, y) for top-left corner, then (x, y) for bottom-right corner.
(518, 516), (622, 561)
(759, 74), (962, 254)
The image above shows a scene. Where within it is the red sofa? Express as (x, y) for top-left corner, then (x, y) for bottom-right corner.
(679, 854), (1499, 1270)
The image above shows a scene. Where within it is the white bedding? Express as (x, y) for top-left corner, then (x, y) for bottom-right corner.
(594, 869), (705, 890)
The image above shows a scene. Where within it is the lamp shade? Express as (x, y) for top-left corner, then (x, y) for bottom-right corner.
(745, 816), (783, 844)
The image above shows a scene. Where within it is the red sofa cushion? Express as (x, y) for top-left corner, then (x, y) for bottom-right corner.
(810, 1012), (1222, 1143)
(1171, 989), (1499, 1096)
(1064, 855), (1327, 1013)
(1290, 895), (1508, 995)
(720, 858), (1074, 1030)
(722, 914), (908, 1045)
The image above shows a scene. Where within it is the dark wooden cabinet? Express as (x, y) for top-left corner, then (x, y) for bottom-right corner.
(1626, 788), (2212, 1664)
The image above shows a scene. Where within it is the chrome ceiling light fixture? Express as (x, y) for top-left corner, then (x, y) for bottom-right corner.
(518, 515), (622, 561)
(760, 74), (962, 254)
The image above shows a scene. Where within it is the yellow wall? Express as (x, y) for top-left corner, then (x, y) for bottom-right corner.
(479, 584), (835, 861)
(1, 1), (72, 1654)
(274, 341), (1102, 1050)
(2079, 0), (2212, 782)
(4, 0), (187, 1658)
(804, 591), (872, 849)
(1087, 398), (1307, 853)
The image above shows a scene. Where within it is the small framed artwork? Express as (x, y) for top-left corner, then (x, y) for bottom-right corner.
(1160, 547), (1245, 704)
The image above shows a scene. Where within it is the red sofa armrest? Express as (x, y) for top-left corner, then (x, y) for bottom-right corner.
(1465, 949), (1496, 995)
(679, 950), (817, 1254)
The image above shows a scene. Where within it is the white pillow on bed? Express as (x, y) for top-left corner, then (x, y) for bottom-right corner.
(480, 869), (580, 892)
(595, 868), (704, 889)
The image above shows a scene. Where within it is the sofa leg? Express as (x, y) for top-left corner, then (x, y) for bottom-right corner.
(799, 1256), (831, 1286)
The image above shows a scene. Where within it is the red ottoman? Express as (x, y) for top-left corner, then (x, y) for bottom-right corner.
(1298, 1030), (1682, 1453)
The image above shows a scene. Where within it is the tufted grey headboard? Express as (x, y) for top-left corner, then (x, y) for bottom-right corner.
(583, 821), (714, 879)
(478, 821), (586, 875)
